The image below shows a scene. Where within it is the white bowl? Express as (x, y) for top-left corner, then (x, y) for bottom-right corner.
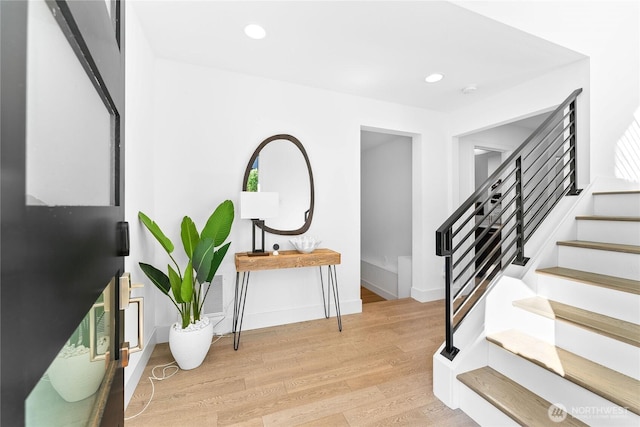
(289, 236), (321, 253)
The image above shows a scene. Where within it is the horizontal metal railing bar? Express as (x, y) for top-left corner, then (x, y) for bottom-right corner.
(522, 146), (572, 207)
(452, 240), (520, 331)
(451, 194), (517, 270)
(435, 88), (582, 255)
(523, 172), (572, 235)
(520, 109), (572, 165)
(522, 130), (573, 186)
(453, 217), (518, 287)
(523, 173), (573, 243)
(451, 181), (517, 255)
(452, 233), (518, 308)
(523, 155), (573, 220)
(450, 171), (516, 241)
(522, 125), (572, 179)
(452, 229), (513, 302)
(523, 144), (572, 199)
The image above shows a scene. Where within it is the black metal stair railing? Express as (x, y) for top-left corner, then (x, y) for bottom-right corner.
(436, 89), (583, 360)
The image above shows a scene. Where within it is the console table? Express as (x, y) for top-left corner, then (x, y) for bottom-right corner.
(232, 249), (342, 350)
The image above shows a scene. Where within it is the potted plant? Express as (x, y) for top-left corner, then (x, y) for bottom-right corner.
(138, 200), (234, 370)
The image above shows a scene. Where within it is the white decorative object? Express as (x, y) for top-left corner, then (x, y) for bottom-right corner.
(48, 346), (106, 402)
(169, 317), (213, 370)
(290, 236), (321, 253)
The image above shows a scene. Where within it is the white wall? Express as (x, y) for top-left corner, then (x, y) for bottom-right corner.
(123, 3), (158, 407)
(456, 0), (640, 183)
(148, 59), (449, 336)
(361, 134), (412, 298)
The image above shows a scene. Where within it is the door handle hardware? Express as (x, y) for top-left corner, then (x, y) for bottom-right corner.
(120, 342), (130, 368)
(119, 272), (144, 310)
(117, 221), (130, 256)
(129, 297), (144, 353)
(119, 273), (145, 353)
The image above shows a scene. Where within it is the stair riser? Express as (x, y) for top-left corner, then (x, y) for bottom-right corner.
(508, 308), (640, 379)
(577, 220), (640, 246)
(488, 345), (640, 426)
(458, 383), (519, 427)
(558, 246), (640, 281)
(537, 274), (640, 324)
(554, 321), (640, 380)
(594, 193), (640, 216)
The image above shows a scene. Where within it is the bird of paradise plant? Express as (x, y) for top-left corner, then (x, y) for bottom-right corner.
(138, 200), (234, 329)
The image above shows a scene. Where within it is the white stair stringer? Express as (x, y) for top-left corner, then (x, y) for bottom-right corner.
(487, 340), (640, 426)
(558, 245), (640, 281)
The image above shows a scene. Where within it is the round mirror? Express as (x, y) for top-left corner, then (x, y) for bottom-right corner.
(242, 134), (315, 235)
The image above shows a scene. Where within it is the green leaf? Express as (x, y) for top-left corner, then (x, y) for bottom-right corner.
(180, 216), (199, 260)
(138, 212), (174, 254)
(139, 262), (170, 295)
(207, 242), (231, 282)
(168, 265), (183, 303)
(193, 237), (215, 284)
(201, 200), (234, 247)
(181, 261), (194, 303)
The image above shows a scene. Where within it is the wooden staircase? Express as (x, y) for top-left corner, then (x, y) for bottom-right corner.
(456, 190), (640, 426)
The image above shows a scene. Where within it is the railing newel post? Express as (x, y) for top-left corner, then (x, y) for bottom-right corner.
(440, 228), (459, 360)
(567, 99), (582, 196)
(513, 156), (530, 266)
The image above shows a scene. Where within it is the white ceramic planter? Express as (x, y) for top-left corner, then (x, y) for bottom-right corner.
(169, 317), (213, 370)
(48, 347), (106, 402)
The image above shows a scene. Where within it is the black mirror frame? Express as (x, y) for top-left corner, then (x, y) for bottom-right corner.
(242, 134), (315, 236)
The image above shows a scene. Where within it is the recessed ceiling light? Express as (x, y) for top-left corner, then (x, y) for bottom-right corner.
(425, 73), (444, 83)
(244, 24), (266, 40)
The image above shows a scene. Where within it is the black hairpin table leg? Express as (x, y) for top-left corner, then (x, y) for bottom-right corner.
(319, 265), (342, 332)
(232, 271), (250, 350)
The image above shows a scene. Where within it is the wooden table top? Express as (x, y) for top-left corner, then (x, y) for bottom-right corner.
(235, 248), (341, 272)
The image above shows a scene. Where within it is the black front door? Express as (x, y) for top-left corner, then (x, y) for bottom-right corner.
(1, 0), (126, 425)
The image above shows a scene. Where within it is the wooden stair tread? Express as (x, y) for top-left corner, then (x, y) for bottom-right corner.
(593, 190), (640, 195)
(487, 330), (640, 415)
(557, 240), (640, 255)
(536, 266), (640, 295)
(576, 215), (640, 222)
(513, 296), (640, 347)
(457, 366), (587, 426)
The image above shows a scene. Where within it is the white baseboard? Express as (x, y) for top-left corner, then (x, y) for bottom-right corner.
(411, 286), (444, 302)
(361, 278), (397, 300)
(154, 299), (362, 342)
(124, 328), (157, 409)
(240, 299), (362, 331)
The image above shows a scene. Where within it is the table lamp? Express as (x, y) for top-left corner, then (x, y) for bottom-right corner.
(240, 191), (279, 256)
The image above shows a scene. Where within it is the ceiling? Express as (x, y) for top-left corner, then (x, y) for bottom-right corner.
(133, 1), (585, 112)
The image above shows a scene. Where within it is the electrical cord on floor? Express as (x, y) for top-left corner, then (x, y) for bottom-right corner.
(124, 333), (230, 420)
(124, 360), (179, 421)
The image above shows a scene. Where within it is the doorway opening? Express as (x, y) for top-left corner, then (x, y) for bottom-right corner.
(360, 129), (413, 303)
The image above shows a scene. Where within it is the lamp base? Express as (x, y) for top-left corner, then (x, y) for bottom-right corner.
(247, 251), (270, 257)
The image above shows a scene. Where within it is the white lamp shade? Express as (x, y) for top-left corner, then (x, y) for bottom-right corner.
(240, 191), (279, 219)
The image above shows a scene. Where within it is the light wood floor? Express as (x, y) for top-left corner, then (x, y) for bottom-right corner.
(125, 299), (477, 426)
(361, 286), (386, 304)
